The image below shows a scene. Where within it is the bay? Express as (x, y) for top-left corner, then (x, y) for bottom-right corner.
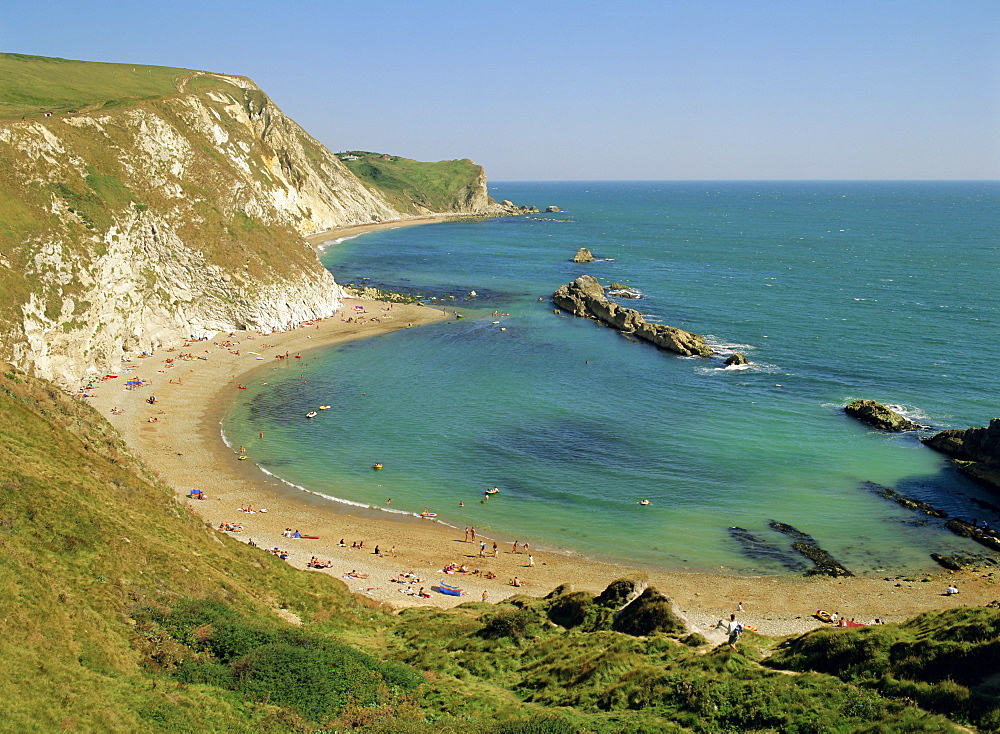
(223, 181), (1000, 575)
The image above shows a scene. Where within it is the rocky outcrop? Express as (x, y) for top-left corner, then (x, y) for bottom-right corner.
(861, 481), (948, 518)
(0, 65), (515, 387)
(724, 353), (748, 366)
(769, 521), (853, 577)
(923, 419), (1000, 493)
(545, 205), (561, 213)
(844, 400), (918, 431)
(552, 275), (713, 358)
(572, 247), (595, 263)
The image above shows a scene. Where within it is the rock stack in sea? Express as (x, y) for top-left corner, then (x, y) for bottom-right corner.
(552, 275), (713, 358)
(844, 400), (918, 431)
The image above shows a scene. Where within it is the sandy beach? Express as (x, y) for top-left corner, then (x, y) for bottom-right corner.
(86, 225), (999, 642)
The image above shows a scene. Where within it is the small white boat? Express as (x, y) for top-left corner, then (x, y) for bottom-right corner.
(305, 411), (318, 418)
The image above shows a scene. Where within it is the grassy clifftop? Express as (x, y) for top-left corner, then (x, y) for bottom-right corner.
(0, 52), (244, 119)
(337, 151), (493, 215)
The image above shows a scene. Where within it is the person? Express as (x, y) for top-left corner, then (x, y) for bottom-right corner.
(481, 590), (489, 602)
(470, 527), (477, 541)
(492, 542), (499, 558)
(726, 614), (742, 651)
(512, 577), (522, 587)
(374, 545), (380, 556)
(512, 541), (519, 554)
(737, 602), (744, 612)
(528, 554), (535, 567)
(480, 541), (486, 557)
(464, 527), (470, 542)
(830, 611), (839, 623)
(947, 585), (959, 595)
(292, 530), (301, 539)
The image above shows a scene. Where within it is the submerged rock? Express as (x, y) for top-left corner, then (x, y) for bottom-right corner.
(861, 481), (948, 518)
(553, 275), (713, 358)
(768, 520), (854, 577)
(572, 247), (595, 263)
(844, 400), (919, 431)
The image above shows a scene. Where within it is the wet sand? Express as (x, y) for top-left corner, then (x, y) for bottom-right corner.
(86, 228), (999, 640)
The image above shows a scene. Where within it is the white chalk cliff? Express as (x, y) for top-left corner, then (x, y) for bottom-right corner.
(0, 70), (507, 386)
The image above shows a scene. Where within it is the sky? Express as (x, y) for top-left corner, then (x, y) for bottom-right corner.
(4, 1), (999, 180)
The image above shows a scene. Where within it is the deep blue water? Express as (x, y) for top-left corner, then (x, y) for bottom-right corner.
(224, 181), (1000, 575)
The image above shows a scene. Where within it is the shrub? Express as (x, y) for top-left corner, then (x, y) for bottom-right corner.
(232, 641), (384, 722)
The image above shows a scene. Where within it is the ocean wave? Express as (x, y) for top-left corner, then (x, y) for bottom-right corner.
(251, 464), (462, 529)
(704, 337), (756, 355)
(315, 234), (361, 252)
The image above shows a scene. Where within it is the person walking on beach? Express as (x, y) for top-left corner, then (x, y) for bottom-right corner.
(512, 540), (519, 554)
(527, 554), (535, 567)
(479, 541), (486, 557)
(464, 527), (470, 542)
(492, 542), (499, 558)
(726, 614), (743, 651)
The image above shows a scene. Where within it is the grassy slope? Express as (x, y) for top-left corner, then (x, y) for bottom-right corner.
(338, 151), (485, 214)
(4, 361), (991, 732)
(0, 365), (394, 731)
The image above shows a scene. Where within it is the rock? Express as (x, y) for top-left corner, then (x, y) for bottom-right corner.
(724, 353), (748, 366)
(572, 247), (595, 263)
(861, 481), (948, 518)
(844, 400), (919, 431)
(545, 205), (561, 213)
(611, 587), (686, 636)
(546, 591), (594, 629)
(944, 518), (1000, 552)
(930, 552), (998, 571)
(595, 575), (647, 609)
(923, 419), (1000, 493)
(768, 520), (854, 577)
(553, 275), (713, 358)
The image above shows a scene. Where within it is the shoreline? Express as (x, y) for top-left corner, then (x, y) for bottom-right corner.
(306, 214), (489, 253)
(88, 299), (998, 639)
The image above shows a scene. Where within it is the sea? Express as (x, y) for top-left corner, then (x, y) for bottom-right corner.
(222, 181), (1000, 576)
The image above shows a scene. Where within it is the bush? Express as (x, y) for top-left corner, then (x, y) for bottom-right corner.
(612, 588), (685, 637)
(232, 641), (384, 722)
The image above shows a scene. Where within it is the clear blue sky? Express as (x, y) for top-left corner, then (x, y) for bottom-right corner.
(4, 1), (998, 180)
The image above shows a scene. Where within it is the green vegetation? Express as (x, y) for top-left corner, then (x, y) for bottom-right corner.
(0, 52), (240, 119)
(337, 151), (486, 214)
(1, 56), (997, 729)
(0, 368), (993, 731)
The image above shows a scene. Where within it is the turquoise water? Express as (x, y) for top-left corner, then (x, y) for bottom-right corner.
(224, 182), (1000, 575)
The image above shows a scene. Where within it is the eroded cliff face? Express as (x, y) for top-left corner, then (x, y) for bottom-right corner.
(0, 72), (500, 386)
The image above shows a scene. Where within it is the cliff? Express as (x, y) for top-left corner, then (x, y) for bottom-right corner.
(0, 54), (512, 387)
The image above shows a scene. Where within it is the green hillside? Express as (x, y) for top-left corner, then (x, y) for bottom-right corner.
(0, 52), (243, 119)
(338, 151), (487, 214)
(2, 363), (997, 731)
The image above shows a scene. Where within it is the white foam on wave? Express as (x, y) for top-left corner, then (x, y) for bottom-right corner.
(704, 336), (756, 355)
(315, 234), (361, 252)
(248, 460), (463, 529)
